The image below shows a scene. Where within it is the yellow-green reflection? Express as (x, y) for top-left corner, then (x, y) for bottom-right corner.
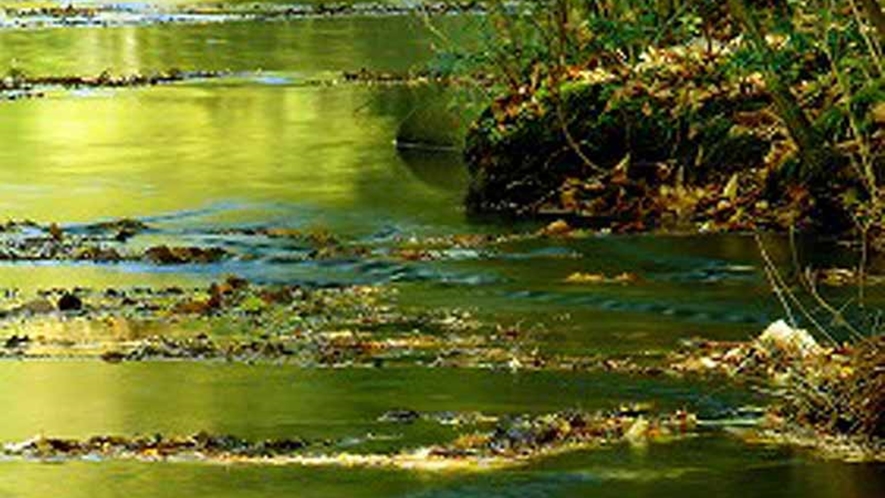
(0, 82), (467, 228)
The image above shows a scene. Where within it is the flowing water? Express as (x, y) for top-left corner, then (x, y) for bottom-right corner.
(0, 3), (882, 496)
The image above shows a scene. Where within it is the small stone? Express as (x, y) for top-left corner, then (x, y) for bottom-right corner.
(378, 409), (420, 424)
(114, 228), (137, 242)
(540, 219), (572, 237)
(57, 293), (82, 311)
(100, 350), (126, 363)
(48, 223), (64, 242)
(757, 319), (821, 358)
(624, 417), (650, 445)
(144, 245), (227, 264)
(3, 335), (29, 349)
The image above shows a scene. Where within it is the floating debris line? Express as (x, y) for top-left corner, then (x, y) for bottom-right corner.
(0, 69), (229, 101)
(0, 67), (478, 102)
(0, 2), (489, 30)
(0, 408), (699, 471)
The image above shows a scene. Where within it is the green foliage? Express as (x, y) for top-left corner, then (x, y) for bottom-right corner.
(447, 0), (883, 224)
(430, 0), (712, 94)
(815, 80), (885, 140)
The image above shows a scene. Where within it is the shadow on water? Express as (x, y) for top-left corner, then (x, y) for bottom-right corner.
(392, 88), (466, 151)
(396, 148), (467, 192)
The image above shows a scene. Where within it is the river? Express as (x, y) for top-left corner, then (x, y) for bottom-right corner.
(0, 3), (882, 496)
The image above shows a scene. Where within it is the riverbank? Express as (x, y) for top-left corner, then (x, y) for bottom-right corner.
(464, 41), (883, 236)
(460, 3), (883, 242)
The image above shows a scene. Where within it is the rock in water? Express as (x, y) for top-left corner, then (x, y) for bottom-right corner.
(48, 223), (64, 242)
(378, 409), (420, 424)
(57, 293), (82, 311)
(3, 335), (29, 349)
(756, 319), (821, 358)
(540, 219), (572, 237)
(624, 417), (650, 446)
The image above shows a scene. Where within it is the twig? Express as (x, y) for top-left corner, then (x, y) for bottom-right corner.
(803, 268), (867, 341)
(756, 233), (840, 346)
(756, 233), (798, 328)
(847, 0), (884, 77)
(858, 221), (869, 307)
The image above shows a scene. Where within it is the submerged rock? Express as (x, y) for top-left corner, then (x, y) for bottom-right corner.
(378, 409), (421, 424)
(539, 219), (573, 237)
(15, 298), (55, 315)
(564, 272), (637, 284)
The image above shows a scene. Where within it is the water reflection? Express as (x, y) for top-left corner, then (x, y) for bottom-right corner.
(0, 363), (756, 440)
(0, 83), (468, 232)
(397, 148), (467, 191)
(0, 16), (470, 76)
